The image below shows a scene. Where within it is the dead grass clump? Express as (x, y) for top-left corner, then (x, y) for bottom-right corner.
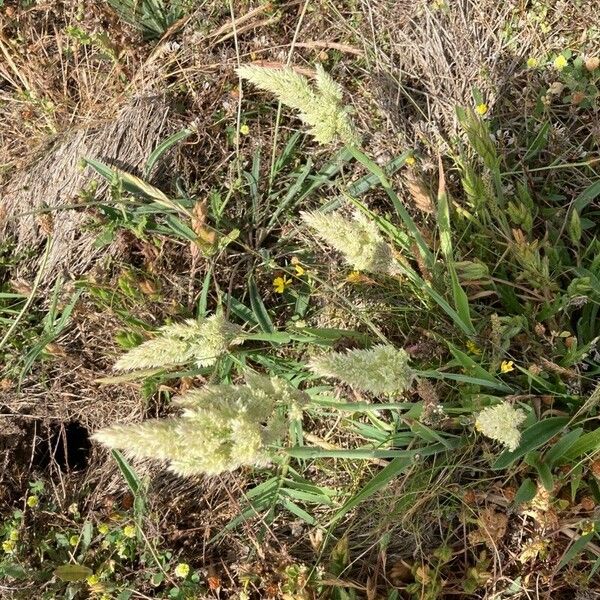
(1, 95), (171, 288)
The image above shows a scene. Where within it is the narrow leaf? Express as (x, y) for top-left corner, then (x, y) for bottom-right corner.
(493, 417), (569, 470)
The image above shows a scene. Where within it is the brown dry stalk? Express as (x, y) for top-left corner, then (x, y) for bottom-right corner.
(405, 172), (434, 214)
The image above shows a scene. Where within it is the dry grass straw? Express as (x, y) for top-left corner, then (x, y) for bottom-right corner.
(0, 96), (171, 288)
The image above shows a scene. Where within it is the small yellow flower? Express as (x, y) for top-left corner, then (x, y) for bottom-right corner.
(346, 270), (362, 283)
(466, 340), (482, 356)
(69, 535), (79, 546)
(123, 525), (136, 539)
(554, 54), (568, 70)
(405, 155), (416, 166)
(2, 540), (16, 553)
(97, 523), (109, 535)
(174, 562), (190, 578)
(581, 520), (596, 535)
(9, 530), (19, 542)
(294, 264), (306, 276)
(86, 574), (100, 586)
(26, 495), (39, 508)
(475, 103), (488, 116)
(500, 360), (515, 373)
(240, 123), (250, 135)
(526, 57), (539, 69)
(273, 276), (292, 293)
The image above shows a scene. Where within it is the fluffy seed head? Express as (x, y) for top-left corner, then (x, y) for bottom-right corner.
(309, 344), (414, 396)
(114, 313), (243, 371)
(237, 64), (358, 146)
(475, 402), (526, 451)
(93, 374), (308, 476)
(301, 210), (399, 275)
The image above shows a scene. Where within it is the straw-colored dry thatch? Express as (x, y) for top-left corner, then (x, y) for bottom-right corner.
(0, 95), (171, 287)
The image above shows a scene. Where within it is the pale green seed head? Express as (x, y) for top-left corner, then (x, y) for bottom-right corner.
(93, 374), (308, 476)
(237, 64), (359, 146)
(309, 344), (414, 396)
(301, 210), (398, 275)
(113, 314), (243, 371)
(475, 402), (526, 451)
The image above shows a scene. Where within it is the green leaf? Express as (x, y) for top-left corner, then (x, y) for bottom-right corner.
(573, 179), (600, 213)
(493, 417), (569, 470)
(242, 332), (292, 344)
(248, 276), (274, 333)
(80, 520), (93, 552)
(197, 269), (212, 318)
(144, 128), (193, 177)
(346, 145), (433, 268)
(560, 428), (600, 463)
(544, 428), (583, 466)
(54, 564), (93, 582)
(513, 478), (537, 506)
(279, 498), (316, 524)
(223, 294), (257, 326)
(534, 460), (554, 491)
(558, 532), (595, 570)
(0, 563), (28, 579)
(331, 457), (412, 524)
(523, 122), (550, 161)
(85, 158), (188, 216)
(287, 442), (454, 460)
(437, 165), (475, 335)
(446, 344), (512, 391)
(111, 449), (141, 495)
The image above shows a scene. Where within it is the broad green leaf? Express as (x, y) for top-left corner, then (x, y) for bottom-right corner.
(513, 478), (537, 506)
(534, 461), (554, 491)
(544, 428), (583, 466)
(560, 427), (600, 463)
(80, 520), (93, 552)
(493, 417), (569, 470)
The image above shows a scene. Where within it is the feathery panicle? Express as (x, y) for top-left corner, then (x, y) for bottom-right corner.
(237, 64), (358, 146)
(93, 374), (308, 476)
(309, 344), (414, 396)
(114, 313), (243, 371)
(301, 210), (399, 275)
(475, 402), (526, 451)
